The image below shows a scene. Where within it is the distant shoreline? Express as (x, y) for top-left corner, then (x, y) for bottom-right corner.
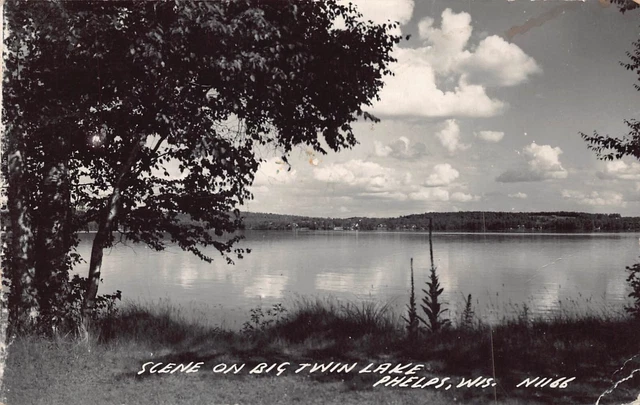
(240, 210), (640, 233)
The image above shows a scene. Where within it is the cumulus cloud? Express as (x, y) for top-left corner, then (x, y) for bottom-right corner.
(459, 36), (542, 87)
(374, 48), (506, 118)
(313, 159), (410, 193)
(508, 192), (528, 199)
(496, 143), (568, 182)
(408, 188), (478, 203)
(372, 9), (540, 118)
(596, 161), (640, 181)
(418, 9), (472, 74)
(435, 119), (469, 154)
(475, 130), (505, 143)
(374, 136), (428, 159)
(409, 188), (450, 202)
(561, 190), (626, 207)
(425, 163), (460, 186)
(451, 192), (480, 202)
(253, 157), (297, 186)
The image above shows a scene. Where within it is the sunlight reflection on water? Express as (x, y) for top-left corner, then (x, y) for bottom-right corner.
(74, 231), (639, 328)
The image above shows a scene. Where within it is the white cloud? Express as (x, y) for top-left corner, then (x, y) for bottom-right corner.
(374, 136), (427, 159)
(425, 163), (460, 186)
(496, 143), (568, 182)
(358, 191), (409, 201)
(525, 143), (567, 178)
(561, 190), (626, 207)
(435, 119), (469, 154)
(475, 130), (504, 143)
(253, 157), (298, 186)
(409, 188), (450, 202)
(418, 9), (472, 74)
(371, 9), (539, 118)
(373, 49), (506, 118)
(337, 0), (414, 36)
(597, 161), (640, 181)
(313, 159), (410, 193)
(450, 192), (480, 202)
(459, 35), (542, 87)
(508, 192), (528, 199)
(348, 0), (413, 25)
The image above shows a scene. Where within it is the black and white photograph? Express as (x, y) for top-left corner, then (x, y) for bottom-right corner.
(1, 0), (640, 404)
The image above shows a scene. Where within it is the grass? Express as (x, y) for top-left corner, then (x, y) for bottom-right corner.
(2, 297), (640, 405)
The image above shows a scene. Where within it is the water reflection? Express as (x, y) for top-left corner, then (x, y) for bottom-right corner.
(74, 231), (640, 326)
(244, 275), (289, 299)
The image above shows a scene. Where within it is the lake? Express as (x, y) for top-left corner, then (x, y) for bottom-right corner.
(75, 231), (640, 328)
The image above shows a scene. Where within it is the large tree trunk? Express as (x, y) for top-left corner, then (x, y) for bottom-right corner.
(5, 148), (38, 335)
(33, 158), (72, 329)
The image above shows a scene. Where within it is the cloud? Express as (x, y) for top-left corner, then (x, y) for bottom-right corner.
(459, 36), (542, 87)
(435, 119), (469, 154)
(561, 190), (626, 207)
(347, 0), (413, 25)
(409, 188), (450, 202)
(425, 163), (460, 186)
(596, 161), (640, 181)
(508, 192), (528, 199)
(253, 157), (297, 186)
(475, 130), (505, 143)
(451, 192), (480, 202)
(337, 0), (414, 36)
(496, 143), (568, 182)
(374, 136), (428, 159)
(313, 159), (410, 193)
(418, 9), (472, 74)
(372, 9), (540, 118)
(373, 48), (506, 118)
(407, 188), (479, 203)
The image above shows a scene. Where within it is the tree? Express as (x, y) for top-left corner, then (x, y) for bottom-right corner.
(2, 0), (401, 332)
(581, 4), (639, 159)
(607, 0), (639, 14)
(581, 2), (638, 321)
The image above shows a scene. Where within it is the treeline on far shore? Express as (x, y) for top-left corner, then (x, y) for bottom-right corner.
(68, 210), (640, 233)
(240, 211), (640, 233)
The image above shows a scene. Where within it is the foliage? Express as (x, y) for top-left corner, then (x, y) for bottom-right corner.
(609, 0), (640, 14)
(42, 275), (121, 336)
(625, 261), (640, 318)
(421, 264), (450, 333)
(402, 258), (420, 338)
(461, 293), (474, 329)
(242, 303), (287, 335)
(580, 5), (639, 321)
(420, 219), (449, 333)
(2, 0), (400, 330)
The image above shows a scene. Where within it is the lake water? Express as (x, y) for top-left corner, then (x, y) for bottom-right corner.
(75, 231), (640, 328)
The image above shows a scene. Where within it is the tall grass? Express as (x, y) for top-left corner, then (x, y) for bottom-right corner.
(6, 295), (640, 405)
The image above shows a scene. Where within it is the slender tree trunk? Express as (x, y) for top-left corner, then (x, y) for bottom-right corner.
(82, 189), (120, 320)
(81, 137), (143, 320)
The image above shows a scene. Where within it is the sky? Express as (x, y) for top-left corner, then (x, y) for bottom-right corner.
(243, 0), (640, 218)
